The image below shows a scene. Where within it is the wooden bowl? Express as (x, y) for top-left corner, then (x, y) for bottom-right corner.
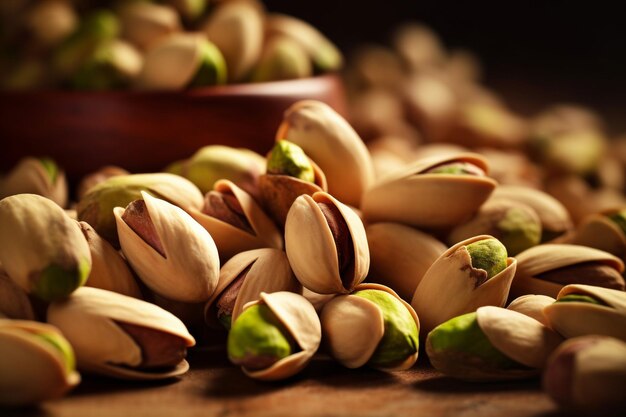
(0, 74), (346, 180)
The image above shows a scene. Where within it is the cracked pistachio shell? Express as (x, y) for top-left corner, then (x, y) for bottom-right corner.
(48, 287), (195, 380)
(77, 172), (204, 246)
(0, 268), (36, 320)
(252, 35), (312, 82)
(321, 283), (419, 370)
(0, 320), (80, 406)
(118, 2), (181, 50)
(233, 291), (321, 381)
(426, 306), (563, 381)
(511, 244), (625, 300)
(362, 153), (497, 229)
(78, 221), (142, 299)
(285, 192), (370, 294)
(189, 180), (282, 262)
(0, 157), (68, 207)
(204, 248), (300, 326)
(115, 192), (219, 303)
(411, 235), (517, 335)
(506, 294), (555, 327)
(544, 284), (626, 342)
(568, 210), (626, 261)
(276, 100), (374, 207)
(0, 194), (91, 301)
(366, 222), (446, 301)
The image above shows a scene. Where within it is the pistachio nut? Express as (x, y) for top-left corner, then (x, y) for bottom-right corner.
(392, 23), (445, 72)
(543, 335), (626, 410)
(511, 244), (625, 300)
(266, 13), (342, 72)
(76, 165), (129, 201)
(0, 194), (91, 301)
(366, 222), (446, 301)
(78, 221), (142, 299)
(276, 100), (374, 207)
(252, 35), (312, 82)
(137, 32), (227, 90)
(321, 283), (419, 370)
(544, 284), (626, 342)
(266, 140), (315, 183)
(48, 287), (195, 380)
(25, 0), (77, 47)
(114, 192), (219, 303)
(201, 0), (264, 81)
(189, 180), (283, 261)
(227, 291), (321, 380)
(204, 248), (300, 329)
(426, 306), (563, 381)
(411, 235), (517, 335)
(0, 156), (68, 208)
(362, 153), (497, 229)
(77, 172), (204, 246)
(118, 2), (181, 50)
(0, 267), (36, 320)
(448, 200), (542, 256)
(285, 191), (369, 294)
(0, 319), (80, 406)
(567, 208), (626, 262)
(301, 287), (336, 313)
(506, 294), (555, 327)
(165, 0), (207, 21)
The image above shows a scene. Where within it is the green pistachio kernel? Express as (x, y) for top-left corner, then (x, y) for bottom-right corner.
(556, 294), (608, 306)
(266, 140), (315, 182)
(189, 40), (227, 88)
(32, 258), (91, 302)
(608, 210), (626, 236)
(465, 238), (508, 279)
(425, 162), (485, 176)
(497, 207), (541, 256)
(35, 331), (76, 375)
(353, 289), (419, 367)
(39, 157), (59, 184)
(228, 304), (294, 371)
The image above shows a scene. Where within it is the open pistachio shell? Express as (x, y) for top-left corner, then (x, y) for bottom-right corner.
(544, 284), (626, 342)
(47, 287), (195, 380)
(362, 153), (497, 229)
(204, 248), (300, 327)
(366, 222), (446, 301)
(118, 2), (181, 50)
(235, 291), (321, 381)
(511, 244), (625, 300)
(507, 294), (555, 327)
(568, 210), (626, 262)
(411, 235), (516, 335)
(189, 180), (282, 262)
(0, 157), (68, 207)
(0, 267), (36, 320)
(321, 283), (419, 370)
(285, 192), (370, 294)
(0, 320), (80, 406)
(114, 192), (219, 303)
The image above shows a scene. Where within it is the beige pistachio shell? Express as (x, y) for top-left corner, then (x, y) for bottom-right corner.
(252, 35), (312, 82)
(204, 248), (300, 325)
(276, 100), (374, 207)
(362, 153), (497, 229)
(0, 157), (68, 207)
(285, 192), (370, 294)
(366, 222), (446, 301)
(189, 180), (283, 262)
(47, 287), (194, 380)
(321, 283), (419, 370)
(507, 294), (555, 327)
(119, 2), (181, 50)
(0, 320), (80, 406)
(544, 284), (626, 342)
(114, 192), (219, 303)
(411, 235), (517, 335)
(78, 221), (142, 299)
(240, 291), (321, 381)
(301, 287), (336, 313)
(0, 268), (36, 320)
(77, 166), (129, 201)
(568, 211), (626, 261)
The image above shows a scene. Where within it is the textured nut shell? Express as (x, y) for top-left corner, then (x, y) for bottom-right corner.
(301, 287), (336, 313)
(362, 153), (497, 228)
(0, 157), (68, 207)
(411, 235), (517, 335)
(189, 180), (282, 261)
(366, 222), (446, 301)
(276, 100), (374, 207)
(285, 192), (370, 294)
(507, 294), (555, 327)
(115, 192), (219, 303)
(477, 306), (563, 368)
(241, 291), (321, 381)
(544, 284), (626, 342)
(0, 268), (35, 320)
(47, 287), (194, 379)
(0, 320), (80, 406)
(119, 2), (181, 50)
(569, 213), (626, 260)
(204, 248), (300, 325)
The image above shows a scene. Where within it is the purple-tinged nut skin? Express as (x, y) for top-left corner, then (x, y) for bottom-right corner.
(537, 262), (625, 290)
(216, 266), (251, 324)
(317, 202), (354, 289)
(202, 191), (254, 234)
(116, 321), (188, 369)
(121, 200), (166, 257)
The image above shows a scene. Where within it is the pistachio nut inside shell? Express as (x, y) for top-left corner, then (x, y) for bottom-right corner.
(0, 156), (68, 208)
(76, 165), (129, 201)
(321, 283), (419, 370)
(411, 235), (516, 335)
(118, 2), (181, 50)
(267, 140), (315, 183)
(227, 291), (321, 381)
(0, 268), (36, 320)
(0, 194), (91, 301)
(506, 294), (555, 327)
(362, 153), (497, 229)
(285, 192), (369, 294)
(544, 284), (626, 342)
(47, 287), (195, 380)
(0, 319), (80, 406)
(115, 192), (219, 303)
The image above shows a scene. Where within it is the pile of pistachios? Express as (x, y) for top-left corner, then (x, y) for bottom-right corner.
(0, 0), (342, 90)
